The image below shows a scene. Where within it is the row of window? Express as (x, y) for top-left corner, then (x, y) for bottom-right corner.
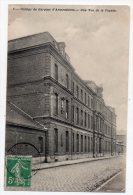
(55, 64), (69, 89)
(54, 129), (93, 154)
(54, 129), (112, 154)
(104, 141), (111, 152)
(73, 106), (93, 129)
(55, 64), (94, 109)
(53, 93), (69, 119)
(54, 64), (116, 125)
(94, 117), (104, 132)
(53, 93), (94, 128)
(53, 94), (113, 136)
(37, 133), (112, 154)
(104, 124), (111, 136)
(72, 82), (94, 109)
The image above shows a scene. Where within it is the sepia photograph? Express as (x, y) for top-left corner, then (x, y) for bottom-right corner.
(5, 4), (130, 192)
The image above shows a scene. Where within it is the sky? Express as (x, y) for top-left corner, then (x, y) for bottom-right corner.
(8, 4), (130, 134)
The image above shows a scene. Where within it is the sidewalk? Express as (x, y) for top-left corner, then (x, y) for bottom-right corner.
(32, 155), (122, 171)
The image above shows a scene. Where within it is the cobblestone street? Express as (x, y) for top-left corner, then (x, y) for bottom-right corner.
(6, 156), (125, 192)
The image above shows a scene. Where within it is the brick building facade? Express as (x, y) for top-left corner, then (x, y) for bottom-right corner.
(6, 32), (117, 162)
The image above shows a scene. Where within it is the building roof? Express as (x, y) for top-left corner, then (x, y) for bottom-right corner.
(8, 31), (57, 52)
(6, 101), (46, 130)
(8, 32), (116, 116)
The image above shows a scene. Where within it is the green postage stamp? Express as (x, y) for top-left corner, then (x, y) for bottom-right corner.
(6, 155), (32, 187)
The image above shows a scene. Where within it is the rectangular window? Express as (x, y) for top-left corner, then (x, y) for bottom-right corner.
(88, 96), (90, 107)
(91, 116), (93, 129)
(77, 134), (79, 152)
(77, 85), (79, 98)
(55, 64), (58, 81)
(76, 107), (79, 125)
(81, 110), (83, 126)
(72, 82), (75, 94)
(81, 89), (83, 101)
(72, 133), (74, 152)
(99, 118), (101, 132)
(91, 137), (93, 152)
(54, 129), (58, 153)
(85, 136), (87, 152)
(38, 137), (43, 153)
(81, 135), (83, 152)
(66, 131), (69, 152)
(72, 105), (74, 122)
(61, 98), (64, 114)
(100, 104), (102, 112)
(85, 93), (87, 105)
(66, 74), (69, 89)
(88, 137), (90, 153)
(99, 138), (102, 153)
(100, 119), (102, 132)
(88, 114), (90, 128)
(66, 100), (69, 119)
(96, 117), (99, 131)
(54, 93), (58, 115)
(85, 112), (87, 127)
(91, 98), (93, 109)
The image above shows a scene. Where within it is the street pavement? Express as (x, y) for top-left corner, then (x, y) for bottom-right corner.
(96, 171), (125, 192)
(6, 156), (125, 192)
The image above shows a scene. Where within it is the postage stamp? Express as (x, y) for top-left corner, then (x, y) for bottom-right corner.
(6, 155), (32, 187)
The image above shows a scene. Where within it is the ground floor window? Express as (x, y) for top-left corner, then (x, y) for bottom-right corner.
(54, 129), (58, 153)
(81, 135), (83, 152)
(88, 137), (90, 153)
(99, 138), (102, 153)
(38, 137), (43, 153)
(77, 134), (79, 152)
(91, 137), (93, 152)
(72, 133), (74, 152)
(85, 136), (87, 152)
(66, 131), (69, 152)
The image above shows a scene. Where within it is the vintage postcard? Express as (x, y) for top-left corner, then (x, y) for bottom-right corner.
(4, 4), (130, 192)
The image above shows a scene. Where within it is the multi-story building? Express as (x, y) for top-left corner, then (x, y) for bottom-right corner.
(116, 134), (126, 154)
(6, 32), (117, 162)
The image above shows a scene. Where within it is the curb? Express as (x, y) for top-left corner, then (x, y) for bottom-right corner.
(93, 170), (122, 192)
(32, 155), (122, 171)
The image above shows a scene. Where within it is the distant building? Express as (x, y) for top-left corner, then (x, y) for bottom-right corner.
(6, 32), (117, 162)
(116, 134), (126, 154)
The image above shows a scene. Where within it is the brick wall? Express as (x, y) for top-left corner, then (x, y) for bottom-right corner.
(7, 48), (51, 117)
(6, 125), (46, 157)
(8, 50), (51, 86)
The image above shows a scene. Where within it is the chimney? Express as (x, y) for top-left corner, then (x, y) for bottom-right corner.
(58, 42), (66, 56)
